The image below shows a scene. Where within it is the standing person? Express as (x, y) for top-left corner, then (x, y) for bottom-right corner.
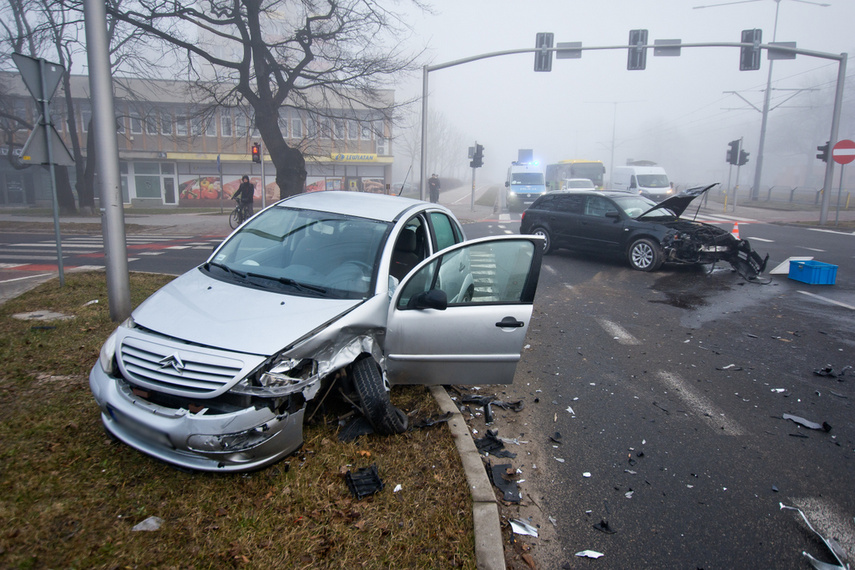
(234, 175), (255, 220)
(428, 174), (441, 203)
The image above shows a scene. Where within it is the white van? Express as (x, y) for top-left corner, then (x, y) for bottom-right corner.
(505, 162), (546, 212)
(611, 166), (673, 202)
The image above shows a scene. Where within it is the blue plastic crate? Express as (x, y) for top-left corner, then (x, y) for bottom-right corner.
(788, 260), (837, 285)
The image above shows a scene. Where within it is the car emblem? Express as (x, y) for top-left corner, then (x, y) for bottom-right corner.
(158, 354), (186, 373)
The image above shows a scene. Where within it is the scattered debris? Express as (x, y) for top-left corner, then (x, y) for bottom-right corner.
(583, 472), (592, 478)
(474, 430), (517, 458)
(488, 463), (521, 503)
(338, 416), (374, 442)
(814, 365), (851, 380)
(780, 503), (848, 570)
(393, 484), (402, 493)
(132, 516), (163, 532)
(593, 519), (616, 534)
(82, 299), (99, 306)
(783, 413), (832, 432)
(345, 464), (384, 499)
(549, 432), (563, 444)
(493, 399), (524, 412)
(510, 519), (539, 538)
(12, 310), (74, 322)
(412, 411), (454, 429)
(716, 364), (743, 371)
(576, 550), (604, 559)
(463, 395), (496, 423)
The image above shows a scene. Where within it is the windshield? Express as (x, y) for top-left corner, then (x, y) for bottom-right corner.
(612, 195), (663, 219)
(636, 174), (670, 188)
(511, 173), (545, 185)
(207, 205), (390, 299)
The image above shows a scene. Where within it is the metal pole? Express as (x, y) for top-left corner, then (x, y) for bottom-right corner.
(835, 163), (844, 226)
(819, 52), (847, 225)
(419, 65), (429, 202)
(260, 143), (266, 209)
(83, 0), (130, 321)
(38, 58), (65, 287)
(470, 167), (475, 211)
(751, 59), (774, 201)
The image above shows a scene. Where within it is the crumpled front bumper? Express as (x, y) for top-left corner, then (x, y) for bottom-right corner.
(89, 365), (304, 472)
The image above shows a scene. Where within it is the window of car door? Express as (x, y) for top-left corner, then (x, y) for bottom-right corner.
(429, 211), (463, 251)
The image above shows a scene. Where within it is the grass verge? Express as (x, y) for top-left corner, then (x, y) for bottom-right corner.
(0, 272), (475, 569)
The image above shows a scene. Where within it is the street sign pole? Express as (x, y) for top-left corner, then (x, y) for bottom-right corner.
(39, 58), (64, 287)
(831, 139), (855, 225)
(835, 163), (844, 226)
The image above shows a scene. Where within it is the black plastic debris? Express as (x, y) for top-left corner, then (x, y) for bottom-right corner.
(345, 464), (384, 500)
(488, 462), (521, 503)
(462, 395), (495, 423)
(475, 430), (517, 459)
(338, 416), (374, 442)
(493, 399), (524, 412)
(814, 366), (838, 378)
(549, 432), (563, 444)
(783, 413), (832, 432)
(593, 519), (616, 534)
(413, 411), (454, 429)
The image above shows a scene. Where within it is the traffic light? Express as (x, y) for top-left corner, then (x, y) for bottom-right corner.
(738, 149), (749, 166)
(251, 142), (261, 163)
(470, 144), (484, 168)
(726, 140), (740, 165)
(627, 29), (648, 71)
(534, 33), (554, 72)
(740, 29), (762, 71)
(816, 141), (829, 163)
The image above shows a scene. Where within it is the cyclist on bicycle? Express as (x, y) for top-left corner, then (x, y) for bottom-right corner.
(233, 175), (255, 221)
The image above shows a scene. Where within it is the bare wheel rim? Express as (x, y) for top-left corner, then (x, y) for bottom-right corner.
(632, 242), (654, 269)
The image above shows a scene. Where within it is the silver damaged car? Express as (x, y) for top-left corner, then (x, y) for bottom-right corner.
(90, 191), (543, 472)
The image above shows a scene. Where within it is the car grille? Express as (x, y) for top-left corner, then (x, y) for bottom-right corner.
(118, 335), (248, 396)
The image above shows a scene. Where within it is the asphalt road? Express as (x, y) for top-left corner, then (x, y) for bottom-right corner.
(461, 217), (855, 569)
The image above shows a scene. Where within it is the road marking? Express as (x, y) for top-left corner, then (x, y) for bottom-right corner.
(798, 247), (826, 253)
(542, 265), (557, 274)
(656, 371), (744, 436)
(597, 319), (640, 345)
(746, 237), (774, 243)
(798, 291), (855, 311)
(808, 228), (855, 236)
(0, 272), (54, 284)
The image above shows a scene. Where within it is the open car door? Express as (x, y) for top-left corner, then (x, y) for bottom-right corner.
(385, 235), (543, 385)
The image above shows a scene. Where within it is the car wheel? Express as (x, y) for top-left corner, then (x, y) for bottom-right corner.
(351, 358), (408, 435)
(532, 226), (554, 254)
(628, 238), (663, 271)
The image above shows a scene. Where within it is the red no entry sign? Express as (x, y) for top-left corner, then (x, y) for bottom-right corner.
(832, 139), (855, 165)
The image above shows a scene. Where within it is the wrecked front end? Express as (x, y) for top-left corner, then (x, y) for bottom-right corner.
(661, 222), (768, 279)
(89, 321), (322, 472)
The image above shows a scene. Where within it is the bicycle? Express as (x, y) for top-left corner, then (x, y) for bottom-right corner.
(229, 200), (252, 229)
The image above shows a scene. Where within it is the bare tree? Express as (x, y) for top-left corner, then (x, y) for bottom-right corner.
(91, 0), (425, 199)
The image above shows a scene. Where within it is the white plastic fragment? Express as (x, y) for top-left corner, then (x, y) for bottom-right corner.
(393, 484), (402, 493)
(566, 406), (575, 415)
(576, 550), (604, 559)
(583, 472), (591, 478)
(554, 457), (565, 463)
(625, 491), (634, 499)
(772, 388), (786, 393)
(132, 516), (163, 532)
(780, 503), (847, 570)
(83, 299), (99, 306)
(510, 519), (539, 537)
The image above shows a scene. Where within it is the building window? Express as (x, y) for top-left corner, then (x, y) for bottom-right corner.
(221, 111), (233, 137)
(333, 119), (345, 139)
(175, 115), (188, 136)
(292, 116), (303, 138)
(81, 109), (92, 133)
(205, 116), (216, 137)
(130, 112), (142, 134)
(145, 113), (158, 135)
(278, 110), (289, 138)
(348, 120), (359, 140)
(161, 111), (172, 135)
(191, 115), (204, 136)
(235, 113), (248, 137)
(361, 123), (372, 141)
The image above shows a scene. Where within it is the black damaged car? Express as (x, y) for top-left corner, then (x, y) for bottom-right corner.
(519, 184), (768, 279)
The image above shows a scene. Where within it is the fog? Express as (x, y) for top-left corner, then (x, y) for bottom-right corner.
(393, 0), (855, 191)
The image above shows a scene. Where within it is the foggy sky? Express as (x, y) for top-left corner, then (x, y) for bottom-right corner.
(396, 0), (855, 189)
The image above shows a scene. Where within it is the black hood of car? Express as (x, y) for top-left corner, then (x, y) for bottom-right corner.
(638, 183), (719, 219)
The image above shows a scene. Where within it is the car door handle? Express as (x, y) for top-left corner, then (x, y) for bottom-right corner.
(496, 316), (524, 328)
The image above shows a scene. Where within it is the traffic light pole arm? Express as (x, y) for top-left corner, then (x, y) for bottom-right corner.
(419, 42), (845, 207)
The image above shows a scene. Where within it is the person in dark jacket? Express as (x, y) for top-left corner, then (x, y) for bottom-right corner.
(234, 175), (255, 219)
(428, 174), (441, 203)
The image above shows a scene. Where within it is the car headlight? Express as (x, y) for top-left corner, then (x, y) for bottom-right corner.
(230, 359), (320, 398)
(98, 317), (134, 375)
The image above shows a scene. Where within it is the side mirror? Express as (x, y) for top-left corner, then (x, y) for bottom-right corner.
(407, 289), (448, 310)
(504, 181), (509, 187)
(605, 211), (620, 220)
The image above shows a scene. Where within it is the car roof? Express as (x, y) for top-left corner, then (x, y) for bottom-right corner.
(547, 190), (632, 198)
(275, 191), (427, 222)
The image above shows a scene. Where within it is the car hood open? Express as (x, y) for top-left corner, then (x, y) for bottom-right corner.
(639, 183), (718, 219)
(130, 269), (363, 356)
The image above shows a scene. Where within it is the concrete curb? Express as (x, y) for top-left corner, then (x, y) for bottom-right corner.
(430, 385), (505, 570)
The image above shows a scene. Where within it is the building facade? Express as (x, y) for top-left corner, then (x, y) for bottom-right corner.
(0, 72), (394, 208)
